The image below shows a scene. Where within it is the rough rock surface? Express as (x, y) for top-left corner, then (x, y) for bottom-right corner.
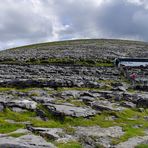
(27, 126), (75, 143)
(45, 103), (97, 117)
(116, 136), (148, 148)
(0, 134), (56, 148)
(75, 126), (124, 147)
(91, 100), (125, 111)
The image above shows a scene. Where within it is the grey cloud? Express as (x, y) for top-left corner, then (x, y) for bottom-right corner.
(55, 0), (148, 40)
(0, 0), (148, 50)
(96, 0), (148, 40)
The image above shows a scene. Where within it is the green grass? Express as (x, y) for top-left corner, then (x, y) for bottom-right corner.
(57, 87), (91, 92)
(0, 87), (15, 92)
(135, 144), (148, 148)
(8, 39), (147, 51)
(18, 87), (36, 93)
(113, 127), (145, 144)
(63, 126), (76, 135)
(0, 87), (37, 93)
(0, 108), (36, 122)
(0, 118), (24, 133)
(25, 57), (113, 67)
(0, 51), (113, 67)
(1, 107), (148, 144)
(54, 97), (86, 107)
(0, 123), (24, 134)
(111, 109), (148, 144)
(8, 132), (26, 137)
(56, 87), (112, 92)
(57, 141), (82, 148)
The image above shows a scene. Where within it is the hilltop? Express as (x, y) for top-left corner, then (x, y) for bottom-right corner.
(0, 39), (147, 148)
(0, 39), (148, 65)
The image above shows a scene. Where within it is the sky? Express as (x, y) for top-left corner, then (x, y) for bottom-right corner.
(0, 0), (148, 50)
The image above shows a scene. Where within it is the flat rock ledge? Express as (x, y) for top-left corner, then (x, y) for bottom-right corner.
(45, 103), (97, 117)
(0, 134), (56, 148)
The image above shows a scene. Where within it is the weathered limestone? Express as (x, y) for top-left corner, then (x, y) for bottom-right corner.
(0, 134), (56, 148)
(91, 100), (125, 111)
(116, 136), (148, 148)
(45, 103), (97, 117)
(7, 100), (37, 110)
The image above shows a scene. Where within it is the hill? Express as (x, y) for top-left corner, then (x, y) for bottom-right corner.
(0, 39), (147, 148)
(0, 39), (148, 65)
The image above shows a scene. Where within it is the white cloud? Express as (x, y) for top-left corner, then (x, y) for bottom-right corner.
(0, 0), (148, 50)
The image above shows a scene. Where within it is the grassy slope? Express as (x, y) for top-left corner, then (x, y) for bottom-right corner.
(8, 39), (148, 51)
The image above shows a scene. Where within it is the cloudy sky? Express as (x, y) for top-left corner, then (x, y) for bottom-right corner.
(0, 0), (148, 50)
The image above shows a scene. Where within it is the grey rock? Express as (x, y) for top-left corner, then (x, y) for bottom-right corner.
(32, 96), (55, 103)
(28, 126), (63, 140)
(91, 100), (125, 111)
(11, 107), (27, 112)
(112, 86), (127, 92)
(85, 81), (100, 88)
(45, 103), (97, 117)
(115, 136), (148, 148)
(0, 103), (4, 112)
(136, 94), (148, 108)
(27, 126), (75, 143)
(55, 90), (82, 99)
(80, 96), (96, 104)
(144, 116), (148, 121)
(0, 134), (56, 148)
(80, 92), (95, 98)
(7, 100), (37, 110)
(120, 101), (136, 108)
(76, 126), (124, 138)
(91, 90), (115, 99)
(76, 126), (124, 148)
